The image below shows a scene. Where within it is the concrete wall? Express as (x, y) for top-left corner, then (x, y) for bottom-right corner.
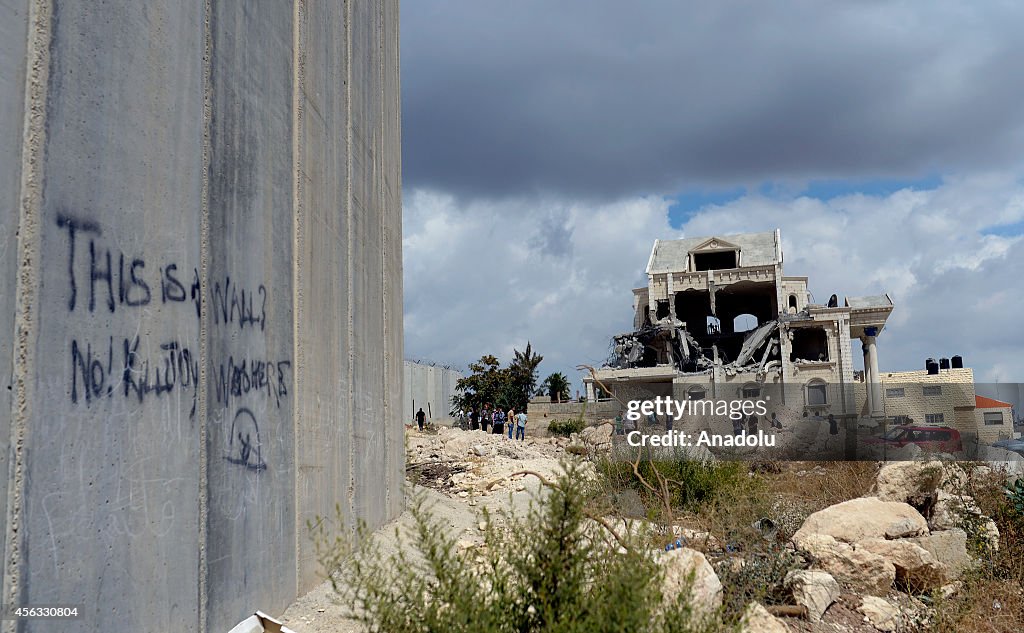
(0, 1), (402, 631)
(404, 361), (462, 424)
(527, 398), (622, 436)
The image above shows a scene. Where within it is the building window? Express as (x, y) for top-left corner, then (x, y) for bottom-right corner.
(693, 250), (737, 271)
(925, 413), (945, 425)
(788, 295), (798, 310)
(687, 386), (707, 401)
(741, 384), (760, 398)
(984, 412), (1004, 426)
(791, 327), (830, 362)
(886, 388), (905, 398)
(706, 316), (721, 334)
(923, 386), (942, 396)
(806, 380), (827, 406)
(734, 313), (758, 332)
(892, 415), (912, 425)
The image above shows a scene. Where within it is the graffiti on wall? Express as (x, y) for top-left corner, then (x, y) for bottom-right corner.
(56, 212), (291, 471)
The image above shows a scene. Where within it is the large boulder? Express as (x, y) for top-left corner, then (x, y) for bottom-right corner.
(794, 534), (896, 596)
(908, 529), (971, 577)
(793, 497), (929, 545)
(581, 423), (614, 444)
(655, 547), (723, 621)
(874, 460), (944, 507)
(740, 602), (789, 633)
(857, 539), (949, 592)
(784, 570), (839, 623)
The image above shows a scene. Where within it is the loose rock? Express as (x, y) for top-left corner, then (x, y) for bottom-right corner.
(858, 595), (901, 632)
(655, 547), (723, 621)
(740, 601), (789, 633)
(784, 569), (839, 622)
(792, 497), (928, 544)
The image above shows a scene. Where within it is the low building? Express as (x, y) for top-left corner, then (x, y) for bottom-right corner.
(974, 394), (1016, 444)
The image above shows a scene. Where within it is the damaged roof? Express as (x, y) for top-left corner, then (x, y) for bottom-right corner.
(647, 230), (780, 273)
(845, 294), (893, 309)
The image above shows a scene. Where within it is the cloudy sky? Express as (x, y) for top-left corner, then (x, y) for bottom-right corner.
(400, 1), (1024, 397)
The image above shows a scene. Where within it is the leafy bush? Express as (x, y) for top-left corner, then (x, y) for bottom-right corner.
(547, 418), (584, 437)
(717, 543), (804, 619)
(597, 451), (749, 512)
(1006, 477), (1024, 517)
(313, 462), (718, 633)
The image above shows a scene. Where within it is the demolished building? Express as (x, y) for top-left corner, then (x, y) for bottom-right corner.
(587, 230), (894, 417)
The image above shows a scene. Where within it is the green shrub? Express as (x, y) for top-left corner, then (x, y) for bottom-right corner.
(597, 451), (749, 512)
(547, 418), (584, 437)
(717, 543), (804, 621)
(1006, 478), (1024, 517)
(313, 461), (720, 633)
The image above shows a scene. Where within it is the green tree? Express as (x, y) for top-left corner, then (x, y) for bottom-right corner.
(451, 355), (507, 414)
(541, 372), (572, 403)
(507, 341), (543, 409)
(451, 345), (546, 414)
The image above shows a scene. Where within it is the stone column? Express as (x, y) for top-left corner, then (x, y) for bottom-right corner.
(667, 275), (676, 320)
(863, 327), (882, 417)
(862, 344), (873, 414)
(586, 381), (596, 403)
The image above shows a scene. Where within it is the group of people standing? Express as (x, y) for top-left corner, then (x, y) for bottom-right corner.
(458, 404), (528, 440)
(731, 412), (783, 436)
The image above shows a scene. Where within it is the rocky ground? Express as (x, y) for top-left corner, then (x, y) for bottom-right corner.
(278, 423), (1023, 633)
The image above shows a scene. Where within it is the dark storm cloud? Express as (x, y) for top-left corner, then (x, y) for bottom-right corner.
(402, 1), (1024, 199)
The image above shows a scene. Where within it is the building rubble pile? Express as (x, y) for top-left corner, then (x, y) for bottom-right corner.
(406, 426), (594, 498)
(606, 317), (788, 377)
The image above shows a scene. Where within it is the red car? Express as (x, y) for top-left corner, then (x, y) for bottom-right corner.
(866, 424), (963, 453)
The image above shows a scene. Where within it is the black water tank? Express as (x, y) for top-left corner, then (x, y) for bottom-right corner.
(939, 358), (950, 370)
(951, 355), (963, 369)
(926, 358), (939, 375)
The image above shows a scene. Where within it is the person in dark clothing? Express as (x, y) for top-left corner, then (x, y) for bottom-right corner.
(828, 414), (839, 435)
(747, 414), (758, 435)
(470, 407), (479, 430)
(770, 412), (782, 429)
(732, 416), (744, 437)
(416, 407), (426, 431)
(481, 404), (491, 433)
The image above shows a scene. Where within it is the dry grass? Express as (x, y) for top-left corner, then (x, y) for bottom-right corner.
(931, 576), (1024, 633)
(769, 461), (879, 511)
(929, 467), (1024, 633)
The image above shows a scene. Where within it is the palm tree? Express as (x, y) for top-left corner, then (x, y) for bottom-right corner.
(509, 342), (544, 407)
(541, 372), (572, 403)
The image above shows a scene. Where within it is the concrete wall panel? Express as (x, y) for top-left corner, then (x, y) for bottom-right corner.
(1, 1), (402, 631)
(294, 0), (353, 590)
(204, 2), (297, 630)
(350, 0), (387, 530)
(0, 0), (31, 584)
(21, 1), (205, 630)
(404, 361), (462, 424)
(382, 0), (404, 523)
